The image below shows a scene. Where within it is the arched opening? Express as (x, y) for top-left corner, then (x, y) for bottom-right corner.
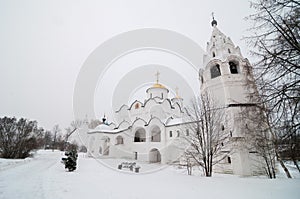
(212, 51), (216, 57)
(151, 126), (161, 142)
(229, 61), (238, 74)
(116, 135), (124, 145)
(134, 128), (146, 142)
(210, 64), (221, 79)
(149, 148), (161, 163)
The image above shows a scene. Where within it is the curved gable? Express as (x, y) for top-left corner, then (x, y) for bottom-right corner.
(131, 117), (147, 127)
(117, 120), (131, 129)
(144, 98), (159, 109)
(128, 100), (143, 111)
(146, 116), (166, 127)
(115, 104), (129, 113)
(172, 102), (184, 113)
(161, 98), (174, 109)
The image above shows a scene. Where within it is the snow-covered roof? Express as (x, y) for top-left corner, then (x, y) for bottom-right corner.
(88, 123), (128, 134)
(165, 117), (183, 126)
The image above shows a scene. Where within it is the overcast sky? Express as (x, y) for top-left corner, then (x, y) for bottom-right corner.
(0, 0), (255, 131)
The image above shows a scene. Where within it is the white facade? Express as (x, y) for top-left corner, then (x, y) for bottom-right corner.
(88, 82), (188, 164)
(86, 19), (264, 176)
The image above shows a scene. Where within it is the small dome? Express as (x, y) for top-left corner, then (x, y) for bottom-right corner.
(94, 124), (112, 131)
(211, 19), (217, 27)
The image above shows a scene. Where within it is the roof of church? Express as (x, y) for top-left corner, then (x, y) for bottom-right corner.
(152, 83), (166, 89)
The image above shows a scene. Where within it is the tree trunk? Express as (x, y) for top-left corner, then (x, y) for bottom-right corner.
(276, 151), (292, 178)
(292, 159), (300, 173)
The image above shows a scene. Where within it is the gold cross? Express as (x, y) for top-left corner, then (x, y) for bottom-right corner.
(155, 71), (160, 84)
(175, 86), (179, 98)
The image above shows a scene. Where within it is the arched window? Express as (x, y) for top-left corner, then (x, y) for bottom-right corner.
(151, 126), (161, 142)
(134, 128), (146, 142)
(116, 135), (124, 145)
(229, 61), (238, 74)
(176, 130), (180, 137)
(210, 64), (221, 79)
(228, 48), (231, 53)
(186, 129), (189, 136)
(212, 51), (216, 57)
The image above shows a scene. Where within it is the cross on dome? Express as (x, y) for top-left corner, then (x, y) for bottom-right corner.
(155, 71), (160, 84)
(211, 12), (217, 27)
(175, 86), (179, 98)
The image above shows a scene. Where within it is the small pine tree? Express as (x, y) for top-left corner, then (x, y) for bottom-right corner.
(62, 150), (78, 172)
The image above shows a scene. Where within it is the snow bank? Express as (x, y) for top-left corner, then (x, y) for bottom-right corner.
(0, 150), (299, 199)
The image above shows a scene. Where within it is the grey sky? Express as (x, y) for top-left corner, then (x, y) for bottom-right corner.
(0, 0), (254, 130)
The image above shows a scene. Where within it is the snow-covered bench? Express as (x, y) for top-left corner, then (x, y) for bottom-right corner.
(118, 162), (140, 173)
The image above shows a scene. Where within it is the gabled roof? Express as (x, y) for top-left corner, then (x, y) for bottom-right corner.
(115, 104), (129, 113)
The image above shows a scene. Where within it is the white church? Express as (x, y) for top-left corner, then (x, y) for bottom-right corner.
(85, 19), (264, 176)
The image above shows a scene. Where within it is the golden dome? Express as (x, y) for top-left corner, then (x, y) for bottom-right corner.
(152, 83), (166, 89)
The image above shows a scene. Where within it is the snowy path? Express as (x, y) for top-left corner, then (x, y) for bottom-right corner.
(0, 151), (60, 199)
(0, 151), (299, 199)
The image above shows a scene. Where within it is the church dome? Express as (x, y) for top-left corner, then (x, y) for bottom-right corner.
(152, 83), (167, 89)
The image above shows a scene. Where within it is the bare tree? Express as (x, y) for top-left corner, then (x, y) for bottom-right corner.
(0, 117), (44, 159)
(63, 120), (84, 151)
(88, 119), (101, 129)
(52, 124), (61, 151)
(183, 93), (228, 177)
(246, 0), (299, 178)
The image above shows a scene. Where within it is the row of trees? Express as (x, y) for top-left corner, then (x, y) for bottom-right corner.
(245, 0), (300, 178)
(0, 117), (88, 159)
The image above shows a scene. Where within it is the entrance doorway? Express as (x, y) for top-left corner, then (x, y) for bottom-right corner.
(149, 148), (161, 163)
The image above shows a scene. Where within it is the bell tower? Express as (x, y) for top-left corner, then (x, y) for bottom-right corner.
(200, 16), (263, 176)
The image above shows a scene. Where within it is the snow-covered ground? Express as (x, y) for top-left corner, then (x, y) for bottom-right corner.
(0, 150), (299, 199)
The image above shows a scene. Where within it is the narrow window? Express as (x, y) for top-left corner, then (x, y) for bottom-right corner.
(221, 125), (225, 131)
(186, 129), (189, 136)
(221, 142), (224, 146)
(230, 131), (233, 137)
(228, 48), (231, 53)
(210, 64), (221, 79)
(227, 156), (231, 164)
(161, 93), (163, 98)
(229, 61), (238, 74)
(169, 131), (173, 137)
(212, 52), (216, 57)
(177, 130), (180, 137)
